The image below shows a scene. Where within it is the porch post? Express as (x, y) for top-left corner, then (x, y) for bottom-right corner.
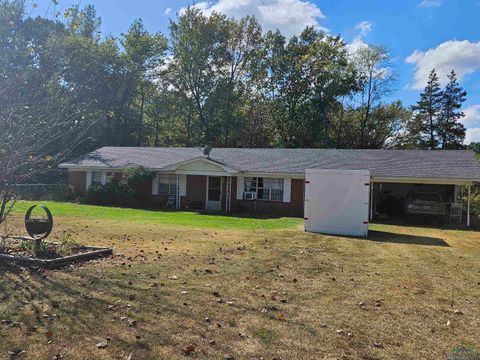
(225, 176), (228, 212)
(176, 174), (180, 209)
(467, 184), (471, 227)
(225, 176), (231, 212)
(230, 176), (232, 211)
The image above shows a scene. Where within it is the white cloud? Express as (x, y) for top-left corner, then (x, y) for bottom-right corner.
(459, 105), (480, 144)
(465, 128), (480, 144)
(164, 7), (172, 16)
(419, 0), (443, 7)
(347, 21), (372, 53)
(406, 40), (480, 90)
(181, 0), (326, 38)
(462, 105), (480, 127)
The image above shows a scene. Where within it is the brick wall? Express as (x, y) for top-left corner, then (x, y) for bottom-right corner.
(69, 171), (304, 216)
(230, 177), (304, 217)
(68, 171), (87, 195)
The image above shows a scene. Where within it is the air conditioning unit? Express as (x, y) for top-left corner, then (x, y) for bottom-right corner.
(244, 191), (257, 200)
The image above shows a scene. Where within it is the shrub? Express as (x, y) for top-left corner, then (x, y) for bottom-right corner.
(52, 185), (74, 201)
(85, 166), (155, 208)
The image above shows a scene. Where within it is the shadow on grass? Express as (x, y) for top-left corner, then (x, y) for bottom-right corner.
(367, 230), (450, 247)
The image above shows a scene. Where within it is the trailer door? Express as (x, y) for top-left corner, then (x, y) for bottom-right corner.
(304, 169), (370, 237)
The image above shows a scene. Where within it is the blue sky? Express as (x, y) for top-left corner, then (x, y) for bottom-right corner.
(31, 0), (480, 143)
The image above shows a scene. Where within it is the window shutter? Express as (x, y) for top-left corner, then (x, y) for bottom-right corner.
(152, 173), (159, 195)
(283, 178), (291, 203)
(179, 174), (187, 196)
(101, 171), (107, 185)
(236, 176), (244, 200)
(86, 171), (92, 190)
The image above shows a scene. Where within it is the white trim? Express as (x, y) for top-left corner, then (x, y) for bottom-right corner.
(60, 165), (124, 171)
(241, 171), (304, 179)
(85, 170), (106, 190)
(175, 170), (232, 176)
(179, 174), (187, 196)
(176, 174), (180, 209)
(369, 182), (373, 221)
(283, 178), (291, 203)
(152, 173), (159, 195)
(163, 157), (239, 173)
(86, 171), (92, 190)
(236, 176), (244, 200)
(206, 176), (223, 211)
(226, 176), (232, 211)
(61, 165), (480, 186)
(371, 176), (474, 185)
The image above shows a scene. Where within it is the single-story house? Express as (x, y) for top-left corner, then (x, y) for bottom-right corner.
(59, 147), (480, 225)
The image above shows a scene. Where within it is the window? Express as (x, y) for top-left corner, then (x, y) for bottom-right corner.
(244, 177), (284, 201)
(159, 175), (177, 195)
(91, 171), (103, 186)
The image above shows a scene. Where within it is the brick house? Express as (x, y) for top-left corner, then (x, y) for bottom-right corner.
(60, 147), (480, 219)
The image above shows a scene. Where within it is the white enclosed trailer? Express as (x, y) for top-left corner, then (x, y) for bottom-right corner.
(304, 169), (370, 237)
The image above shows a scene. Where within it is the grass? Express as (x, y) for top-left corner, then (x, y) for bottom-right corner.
(12, 201), (302, 230)
(1, 202), (480, 359)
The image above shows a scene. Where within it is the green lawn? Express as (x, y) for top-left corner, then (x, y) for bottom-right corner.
(12, 200), (302, 230)
(2, 201), (480, 359)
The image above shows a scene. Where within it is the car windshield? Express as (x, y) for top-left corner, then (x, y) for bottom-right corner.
(411, 193), (441, 202)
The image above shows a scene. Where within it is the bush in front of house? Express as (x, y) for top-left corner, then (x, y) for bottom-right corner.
(84, 166), (155, 208)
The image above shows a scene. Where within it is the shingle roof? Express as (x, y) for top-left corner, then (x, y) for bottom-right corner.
(60, 147), (480, 180)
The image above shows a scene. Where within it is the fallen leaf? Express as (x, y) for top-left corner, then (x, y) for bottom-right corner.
(96, 341), (108, 349)
(181, 345), (195, 355)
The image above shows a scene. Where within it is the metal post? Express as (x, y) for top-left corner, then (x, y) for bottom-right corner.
(467, 184), (471, 227)
(369, 182), (373, 221)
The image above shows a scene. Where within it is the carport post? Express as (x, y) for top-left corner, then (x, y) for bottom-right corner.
(467, 184), (471, 227)
(369, 182), (373, 221)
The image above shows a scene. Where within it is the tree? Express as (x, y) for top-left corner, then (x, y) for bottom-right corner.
(167, 8), (227, 146)
(262, 28), (356, 147)
(330, 101), (409, 149)
(438, 70), (467, 149)
(0, 1), (101, 225)
(166, 8), (263, 147)
(350, 46), (396, 148)
(410, 69), (443, 149)
(121, 19), (167, 146)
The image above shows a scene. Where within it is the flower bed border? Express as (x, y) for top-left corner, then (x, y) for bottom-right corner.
(0, 237), (113, 269)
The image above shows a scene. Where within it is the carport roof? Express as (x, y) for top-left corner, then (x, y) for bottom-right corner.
(59, 147), (480, 181)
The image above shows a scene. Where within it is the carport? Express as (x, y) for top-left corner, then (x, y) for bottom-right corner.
(304, 150), (480, 236)
(369, 177), (472, 226)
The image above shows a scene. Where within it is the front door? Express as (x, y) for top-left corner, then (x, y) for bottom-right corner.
(206, 176), (222, 211)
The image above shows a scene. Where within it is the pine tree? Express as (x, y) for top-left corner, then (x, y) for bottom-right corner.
(438, 70), (467, 149)
(411, 69), (443, 149)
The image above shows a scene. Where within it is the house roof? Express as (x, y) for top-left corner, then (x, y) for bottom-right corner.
(59, 147), (480, 181)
